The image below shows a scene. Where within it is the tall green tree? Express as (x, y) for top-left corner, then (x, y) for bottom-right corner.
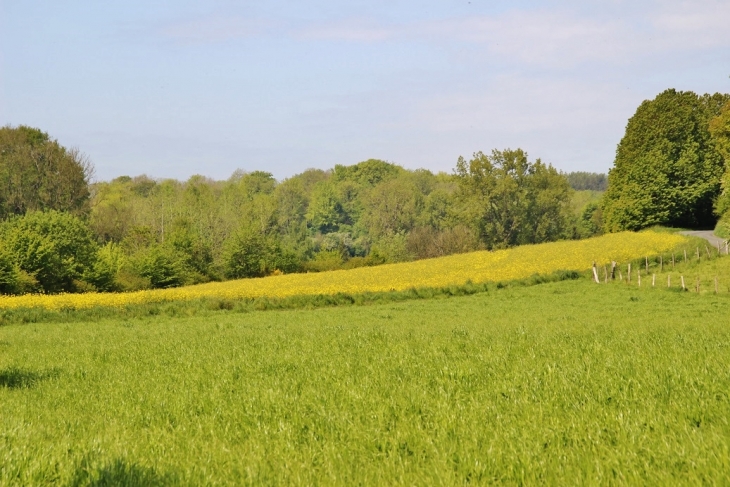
(0, 125), (93, 219)
(455, 149), (572, 249)
(602, 89), (730, 231)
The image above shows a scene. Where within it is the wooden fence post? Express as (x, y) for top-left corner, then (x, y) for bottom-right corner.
(684, 250), (687, 263)
(652, 273), (656, 287)
(706, 245), (711, 258)
(667, 274), (671, 287)
(638, 270), (641, 287)
(611, 261), (617, 280)
(628, 263), (631, 282)
(645, 256), (649, 273)
(681, 275), (686, 291)
(660, 255), (663, 272)
(672, 253), (675, 269)
(592, 262), (600, 283)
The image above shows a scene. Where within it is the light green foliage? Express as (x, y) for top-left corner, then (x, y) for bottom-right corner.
(75, 155), (578, 291)
(715, 213), (730, 239)
(369, 232), (413, 263)
(360, 178), (422, 237)
(0, 244), (20, 294)
(710, 100), (730, 219)
(603, 89), (730, 231)
(222, 223), (302, 278)
(305, 182), (348, 233)
(222, 225), (268, 279)
(134, 245), (186, 289)
(0, 210), (99, 293)
(332, 158), (404, 187)
(86, 242), (126, 292)
(2, 279), (730, 484)
(455, 149), (573, 249)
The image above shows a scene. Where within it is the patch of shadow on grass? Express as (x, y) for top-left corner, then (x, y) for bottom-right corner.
(0, 367), (60, 389)
(68, 459), (177, 487)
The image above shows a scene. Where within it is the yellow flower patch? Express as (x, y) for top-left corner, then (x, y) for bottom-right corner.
(0, 231), (688, 310)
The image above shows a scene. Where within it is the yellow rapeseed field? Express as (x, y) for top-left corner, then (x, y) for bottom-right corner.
(0, 231), (688, 310)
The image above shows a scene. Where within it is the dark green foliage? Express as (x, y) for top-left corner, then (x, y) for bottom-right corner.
(576, 202), (603, 238)
(455, 149), (573, 249)
(566, 171), (607, 191)
(602, 89), (730, 231)
(0, 210), (98, 293)
(0, 125), (92, 219)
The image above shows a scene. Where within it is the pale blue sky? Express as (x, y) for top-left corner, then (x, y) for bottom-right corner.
(1, 1), (729, 181)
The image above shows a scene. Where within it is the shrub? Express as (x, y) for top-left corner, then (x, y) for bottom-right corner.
(135, 245), (186, 289)
(0, 210), (98, 293)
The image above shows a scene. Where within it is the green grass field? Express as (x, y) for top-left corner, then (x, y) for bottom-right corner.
(2, 252), (730, 485)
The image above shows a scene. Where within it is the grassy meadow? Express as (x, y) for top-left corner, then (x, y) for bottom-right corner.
(2, 255), (730, 484)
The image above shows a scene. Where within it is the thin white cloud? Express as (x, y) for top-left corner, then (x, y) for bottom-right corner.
(287, 3), (730, 68)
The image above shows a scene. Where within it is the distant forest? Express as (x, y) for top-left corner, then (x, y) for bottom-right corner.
(566, 172), (607, 191)
(0, 125), (604, 295)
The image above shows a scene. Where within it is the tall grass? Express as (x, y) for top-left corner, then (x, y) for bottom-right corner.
(2, 278), (730, 484)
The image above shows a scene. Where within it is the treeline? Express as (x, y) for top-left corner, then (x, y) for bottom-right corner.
(0, 127), (603, 295)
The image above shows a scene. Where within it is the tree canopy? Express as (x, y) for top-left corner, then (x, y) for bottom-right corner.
(601, 89), (730, 231)
(709, 99), (730, 217)
(455, 149), (572, 249)
(0, 125), (93, 219)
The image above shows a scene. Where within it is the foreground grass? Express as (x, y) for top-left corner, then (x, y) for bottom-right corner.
(1, 278), (730, 485)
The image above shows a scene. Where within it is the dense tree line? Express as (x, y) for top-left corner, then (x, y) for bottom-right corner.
(0, 125), (598, 294)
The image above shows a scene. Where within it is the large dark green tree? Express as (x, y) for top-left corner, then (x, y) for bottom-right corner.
(0, 125), (93, 219)
(602, 89), (730, 231)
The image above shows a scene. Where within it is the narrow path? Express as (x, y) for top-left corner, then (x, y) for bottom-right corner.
(679, 230), (727, 248)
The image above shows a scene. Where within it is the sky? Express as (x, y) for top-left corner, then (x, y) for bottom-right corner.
(1, 1), (729, 182)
